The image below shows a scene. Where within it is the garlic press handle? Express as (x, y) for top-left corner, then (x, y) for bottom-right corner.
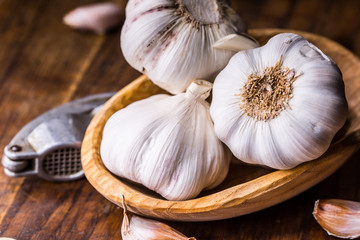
(2, 92), (114, 182)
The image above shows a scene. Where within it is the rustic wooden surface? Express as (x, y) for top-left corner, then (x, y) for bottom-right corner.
(0, 0), (359, 239)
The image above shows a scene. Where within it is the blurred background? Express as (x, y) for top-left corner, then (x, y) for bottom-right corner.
(0, 0), (359, 239)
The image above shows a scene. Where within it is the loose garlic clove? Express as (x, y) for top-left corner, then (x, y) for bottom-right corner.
(212, 33), (260, 52)
(101, 80), (230, 200)
(63, 2), (123, 34)
(313, 199), (360, 239)
(121, 195), (196, 240)
(121, 0), (257, 94)
(210, 33), (348, 169)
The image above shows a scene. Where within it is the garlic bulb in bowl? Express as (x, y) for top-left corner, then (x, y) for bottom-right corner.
(100, 80), (230, 201)
(121, 0), (258, 94)
(210, 33), (348, 169)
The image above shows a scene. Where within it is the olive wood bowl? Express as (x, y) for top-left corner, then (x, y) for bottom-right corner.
(81, 28), (360, 221)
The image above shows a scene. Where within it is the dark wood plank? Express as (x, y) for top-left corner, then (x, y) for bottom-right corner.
(0, 0), (359, 239)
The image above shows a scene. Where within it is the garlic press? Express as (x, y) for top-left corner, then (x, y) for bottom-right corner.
(2, 92), (114, 182)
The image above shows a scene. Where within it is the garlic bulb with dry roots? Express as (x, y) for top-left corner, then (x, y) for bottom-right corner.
(121, 195), (196, 240)
(101, 80), (230, 200)
(121, 0), (258, 94)
(313, 199), (360, 239)
(210, 33), (348, 169)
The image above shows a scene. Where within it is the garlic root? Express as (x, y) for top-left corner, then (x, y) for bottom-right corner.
(313, 199), (360, 239)
(121, 195), (196, 240)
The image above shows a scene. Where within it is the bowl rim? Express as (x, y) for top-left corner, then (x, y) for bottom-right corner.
(81, 28), (360, 221)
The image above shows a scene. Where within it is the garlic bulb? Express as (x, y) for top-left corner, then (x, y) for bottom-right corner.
(121, 195), (196, 240)
(121, 0), (258, 94)
(210, 33), (348, 169)
(313, 199), (360, 239)
(101, 80), (230, 200)
(63, 2), (123, 34)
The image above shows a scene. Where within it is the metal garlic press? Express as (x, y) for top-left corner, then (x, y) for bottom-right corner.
(2, 92), (114, 182)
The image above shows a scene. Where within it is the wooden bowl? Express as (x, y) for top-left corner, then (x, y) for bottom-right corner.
(81, 28), (360, 221)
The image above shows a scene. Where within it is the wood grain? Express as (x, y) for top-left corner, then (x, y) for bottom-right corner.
(1, 0), (360, 239)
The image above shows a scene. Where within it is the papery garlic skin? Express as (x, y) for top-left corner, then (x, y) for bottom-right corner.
(313, 199), (360, 239)
(63, 2), (123, 34)
(101, 80), (230, 200)
(210, 33), (348, 169)
(121, 0), (253, 94)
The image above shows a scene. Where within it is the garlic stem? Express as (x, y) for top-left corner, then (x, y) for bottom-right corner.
(313, 199), (360, 239)
(185, 80), (213, 100)
(121, 195), (196, 240)
(176, 0), (221, 25)
(212, 33), (260, 51)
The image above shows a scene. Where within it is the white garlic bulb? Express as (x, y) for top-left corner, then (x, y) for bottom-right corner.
(120, 0), (259, 94)
(101, 80), (230, 200)
(210, 33), (348, 169)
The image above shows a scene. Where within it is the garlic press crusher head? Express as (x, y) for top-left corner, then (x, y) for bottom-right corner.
(2, 92), (114, 182)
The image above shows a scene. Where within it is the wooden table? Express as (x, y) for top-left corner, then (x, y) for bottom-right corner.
(0, 0), (359, 239)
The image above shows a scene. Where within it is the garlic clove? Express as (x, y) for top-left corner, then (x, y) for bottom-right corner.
(122, 214), (196, 240)
(313, 199), (360, 239)
(63, 2), (123, 34)
(121, 195), (196, 240)
(120, 0), (252, 94)
(101, 80), (230, 200)
(212, 33), (260, 52)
